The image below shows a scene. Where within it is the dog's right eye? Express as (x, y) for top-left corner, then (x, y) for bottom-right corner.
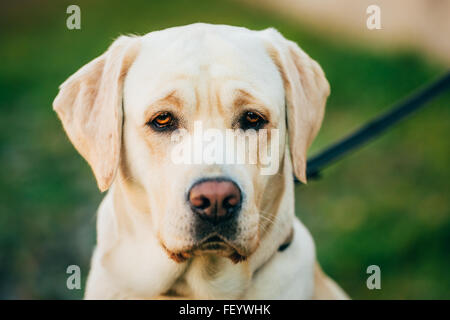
(148, 111), (177, 131)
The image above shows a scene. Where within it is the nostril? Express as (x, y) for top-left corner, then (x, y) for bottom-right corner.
(191, 196), (210, 210)
(223, 195), (239, 209)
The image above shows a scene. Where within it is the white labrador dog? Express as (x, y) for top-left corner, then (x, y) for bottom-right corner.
(53, 23), (348, 299)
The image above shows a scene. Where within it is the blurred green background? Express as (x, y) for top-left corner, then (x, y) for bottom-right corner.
(0, 0), (449, 299)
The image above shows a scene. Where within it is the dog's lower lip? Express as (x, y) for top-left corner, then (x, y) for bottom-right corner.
(203, 235), (224, 243)
(197, 235), (231, 251)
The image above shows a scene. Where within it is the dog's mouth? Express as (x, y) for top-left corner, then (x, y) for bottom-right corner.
(198, 235), (228, 250)
(195, 234), (237, 257)
(162, 234), (248, 264)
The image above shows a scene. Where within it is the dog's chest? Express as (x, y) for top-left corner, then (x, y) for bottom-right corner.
(164, 255), (252, 299)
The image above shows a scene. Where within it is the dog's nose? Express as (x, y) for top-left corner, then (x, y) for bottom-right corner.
(188, 179), (241, 224)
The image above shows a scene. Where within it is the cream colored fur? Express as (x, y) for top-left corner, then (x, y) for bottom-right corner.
(53, 23), (348, 300)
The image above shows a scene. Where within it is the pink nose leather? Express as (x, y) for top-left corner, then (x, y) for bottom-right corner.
(188, 179), (241, 224)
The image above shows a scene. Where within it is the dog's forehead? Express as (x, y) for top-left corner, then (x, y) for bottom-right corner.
(124, 23), (284, 115)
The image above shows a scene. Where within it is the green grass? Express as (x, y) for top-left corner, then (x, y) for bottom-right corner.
(0, 0), (448, 299)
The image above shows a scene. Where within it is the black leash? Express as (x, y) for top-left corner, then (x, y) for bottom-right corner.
(295, 72), (450, 184)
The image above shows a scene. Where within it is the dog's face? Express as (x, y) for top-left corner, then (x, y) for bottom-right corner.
(53, 24), (329, 263)
(122, 26), (288, 262)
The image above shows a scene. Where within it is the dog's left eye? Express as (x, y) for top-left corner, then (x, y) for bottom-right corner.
(239, 111), (267, 130)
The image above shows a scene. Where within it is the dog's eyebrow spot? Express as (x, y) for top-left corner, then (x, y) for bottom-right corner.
(233, 89), (259, 109)
(157, 90), (183, 109)
(232, 89), (271, 122)
(233, 89), (268, 111)
(144, 90), (183, 120)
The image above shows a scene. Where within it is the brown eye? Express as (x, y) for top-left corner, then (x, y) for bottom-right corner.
(240, 111), (267, 130)
(149, 112), (177, 131)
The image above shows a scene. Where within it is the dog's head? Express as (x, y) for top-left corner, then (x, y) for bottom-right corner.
(53, 24), (329, 263)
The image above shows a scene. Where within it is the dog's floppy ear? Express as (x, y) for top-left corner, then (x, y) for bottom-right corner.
(53, 36), (140, 192)
(261, 28), (330, 183)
